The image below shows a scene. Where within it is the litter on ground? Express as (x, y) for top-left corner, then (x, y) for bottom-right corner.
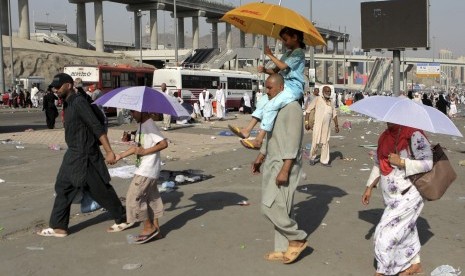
(26, 246), (44, 251)
(359, 145), (378, 150)
(122, 263), (142, 270)
(430, 265), (461, 276)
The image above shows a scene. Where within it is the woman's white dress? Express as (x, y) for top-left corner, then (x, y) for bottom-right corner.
(366, 131), (433, 275)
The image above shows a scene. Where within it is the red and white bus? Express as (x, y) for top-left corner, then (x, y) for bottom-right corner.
(152, 67), (258, 110)
(63, 64), (154, 92)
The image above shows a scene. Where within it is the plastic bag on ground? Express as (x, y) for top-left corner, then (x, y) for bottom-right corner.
(431, 265), (461, 276)
(175, 174), (186, 183)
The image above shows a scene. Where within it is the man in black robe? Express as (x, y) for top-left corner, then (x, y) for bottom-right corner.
(42, 87), (59, 129)
(37, 73), (132, 238)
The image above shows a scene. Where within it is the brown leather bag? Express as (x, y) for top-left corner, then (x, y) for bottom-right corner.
(307, 108), (316, 129)
(408, 144), (456, 201)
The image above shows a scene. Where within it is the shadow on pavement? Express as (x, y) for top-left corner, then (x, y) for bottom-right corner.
(295, 184), (348, 236)
(68, 212), (114, 234)
(0, 125), (53, 133)
(329, 151), (344, 164)
(358, 208), (434, 245)
(160, 191), (248, 236)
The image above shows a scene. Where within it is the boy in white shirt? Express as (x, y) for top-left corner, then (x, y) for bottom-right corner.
(116, 110), (168, 244)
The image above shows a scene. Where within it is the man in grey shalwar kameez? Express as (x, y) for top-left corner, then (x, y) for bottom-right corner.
(252, 74), (308, 264)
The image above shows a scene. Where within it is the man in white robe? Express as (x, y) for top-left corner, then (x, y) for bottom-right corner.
(215, 86), (226, 120)
(161, 83), (173, 130)
(198, 89), (205, 118)
(31, 85), (39, 108)
(242, 92), (252, 114)
(305, 85), (339, 167)
(202, 89), (213, 121)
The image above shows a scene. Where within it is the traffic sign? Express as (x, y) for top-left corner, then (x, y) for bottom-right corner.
(416, 63), (440, 78)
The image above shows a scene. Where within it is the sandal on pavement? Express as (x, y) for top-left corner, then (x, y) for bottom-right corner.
(131, 229), (160, 245)
(240, 139), (260, 150)
(107, 222), (135, 233)
(283, 241), (308, 264)
(264, 251), (285, 262)
(228, 125), (247, 139)
(36, 227), (68, 238)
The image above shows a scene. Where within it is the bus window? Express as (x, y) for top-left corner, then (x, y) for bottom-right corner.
(182, 75), (219, 89)
(112, 75), (120, 88)
(102, 71), (112, 88)
(120, 73), (130, 87)
(228, 77), (252, 90)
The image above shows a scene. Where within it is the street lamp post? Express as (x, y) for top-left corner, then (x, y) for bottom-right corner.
(8, 0), (14, 90)
(432, 35), (436, 61)
(0, 1), (5, 93)
(309, 0), (314, 71)
(137, 10), (143, 66)
(174, 0), (178, 65)
(343, 26), (346, 85)
(440, 71), (449, 93)
(129, 16), (133, 46)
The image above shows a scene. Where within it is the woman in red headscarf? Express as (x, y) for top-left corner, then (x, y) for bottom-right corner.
(362, 123), (433, 276)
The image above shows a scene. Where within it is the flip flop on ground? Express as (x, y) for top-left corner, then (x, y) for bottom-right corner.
(283, 241), (308, 264)
(107, 222), (135, 233)
(36, 227), (68, 238)
(228, 125), (246, 139)
(240, 139), (260, 150)
(264, 251), (285, 262)
(131, 229), (160, 245)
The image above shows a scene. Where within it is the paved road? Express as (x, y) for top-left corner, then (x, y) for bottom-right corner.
(0, 110), (464, 276)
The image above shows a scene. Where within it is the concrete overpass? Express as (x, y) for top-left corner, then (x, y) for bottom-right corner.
(120, 47), (465, 86)
(1, 0), (349, 56)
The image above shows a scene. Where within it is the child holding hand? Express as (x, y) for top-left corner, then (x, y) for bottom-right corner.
(116, 110), (168, 244)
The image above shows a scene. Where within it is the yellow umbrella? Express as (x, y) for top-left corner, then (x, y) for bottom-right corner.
(220, 2), (326, 46)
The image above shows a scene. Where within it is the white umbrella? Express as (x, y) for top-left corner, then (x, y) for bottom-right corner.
(350, 96), (462, 137)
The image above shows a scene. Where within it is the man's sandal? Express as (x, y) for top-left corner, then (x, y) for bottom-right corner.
(107, 222), (135, 233)
(36, 228), (68, 238)
(264, 251), (285, 261)
(282, 241), (308, 264)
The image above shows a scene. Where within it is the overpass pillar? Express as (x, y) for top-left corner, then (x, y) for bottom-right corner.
(177, 17), (185, 49)
(94, 0), (104, 52)
(18, 0), (30, 39)
(225, 23), (232, 50)
(239, 31), (245, 48)
(252, 34), (258, 48)
(460, 67), (465, 83)
(332, 39), (339, 84)
(149, 10), (158, 50)
(134, 11), (141, 49)
(348, 64), (354, 85)
(192, 16), (199, 49)
(1, 0), (9, 35)
(76, 3), (87, 49)
(322, 46), (328, 83)
(211, 21), (218, 49)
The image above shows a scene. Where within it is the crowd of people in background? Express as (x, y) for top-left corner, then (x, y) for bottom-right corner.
(1, 85), (46, 109)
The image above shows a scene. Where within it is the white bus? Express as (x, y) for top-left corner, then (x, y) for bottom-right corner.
(153, 67), (259, 110)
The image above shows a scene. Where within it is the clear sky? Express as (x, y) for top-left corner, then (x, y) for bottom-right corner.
(6, 0), (465, 58)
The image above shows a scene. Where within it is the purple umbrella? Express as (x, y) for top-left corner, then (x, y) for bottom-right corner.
(94, 86), (190, 117)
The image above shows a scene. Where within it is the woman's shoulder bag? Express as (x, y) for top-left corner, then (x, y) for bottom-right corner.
(408, 143), (456, 201)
